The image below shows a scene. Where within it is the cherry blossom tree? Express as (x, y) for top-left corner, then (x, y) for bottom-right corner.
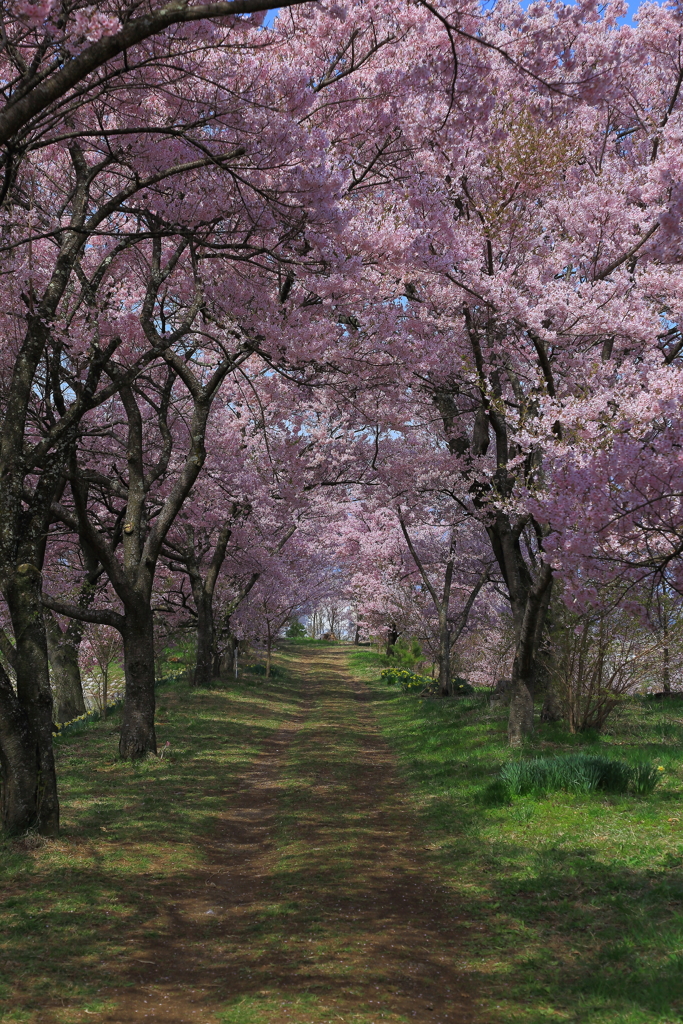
(0, 1), (311, 152)
(232, 530), (342, 673)
(343, 500), (496, 690)
(0, 1), (338, 832)
(79, 622), (123, 719)
(288, 0), (683, 741)
(4, 0), (683, 844)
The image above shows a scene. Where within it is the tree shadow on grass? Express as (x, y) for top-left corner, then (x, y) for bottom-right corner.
(0, 675), (309, 1022)
(490, 842), (683, 1018)
(376, 673), (683, 1022)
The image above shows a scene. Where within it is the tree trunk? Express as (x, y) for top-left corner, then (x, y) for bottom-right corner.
(483, 512), (554, 745)
(101, 666), (108, 720)
(213, 646), (223, 679)
(508, 678), (534, 746)
(193, 593), (215, 688)
(44, 611), (86, 724)
(119, 607), (156, 759)
(0, 662), (39, 835)
(386, 622), (399, 657)
(507, 565), (553, 746)
(663, 634), (671, 693)
(438, 613), (452, 697)
(540, 685), (563, 723)
(265, 632), (272, 679)
(217, 633), (237, 679)
(2, 564), (59, 834)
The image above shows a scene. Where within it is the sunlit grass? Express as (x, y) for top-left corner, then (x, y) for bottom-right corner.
(349, 646), (683, 1024)
(6, 643), (682, 1023)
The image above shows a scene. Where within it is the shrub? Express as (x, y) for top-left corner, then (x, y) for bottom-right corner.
(380, 667), (431, 693)
(497, 752), (661, 799)
(550, 604), (660, 733)
(452, 677), (474, 696)
(631, 761), (664, 795)
(386, 637), (423, 670)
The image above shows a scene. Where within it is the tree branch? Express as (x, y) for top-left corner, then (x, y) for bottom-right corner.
(0, 2), (311, 148)
(42, 594), (125, 631)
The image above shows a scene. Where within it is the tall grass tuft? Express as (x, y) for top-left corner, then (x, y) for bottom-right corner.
(498, 752), (660, 799)
(630, 761), (663, 795)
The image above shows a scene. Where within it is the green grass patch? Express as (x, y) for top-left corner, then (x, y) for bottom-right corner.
(217, 991), (381, 1024)
(494, 752), (663, 801)
(354, 649), (683, 1024)
(283, 637), (330, 646)
(0, 667), (302, 1023)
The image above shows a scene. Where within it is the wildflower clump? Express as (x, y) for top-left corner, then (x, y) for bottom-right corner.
(380, 667), (431, 693)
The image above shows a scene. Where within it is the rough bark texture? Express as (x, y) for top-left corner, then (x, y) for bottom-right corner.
(507, 680), (534, 745)
(119, 609), (157, 759)
(438, 614), (452, 697)
(480, 512), (554, 744)
(0, 662), (37, 834)
(4, 565), (59, 834)
(506, 565), (554, 746)
(45, 611), (86, 723)
(385, 622), (399, 657)
(193, 593), (215, 688)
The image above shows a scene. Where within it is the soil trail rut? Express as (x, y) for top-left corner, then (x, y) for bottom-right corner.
(104, 647), (480, 1024)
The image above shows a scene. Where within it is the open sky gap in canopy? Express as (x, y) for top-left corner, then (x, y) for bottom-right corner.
(263, 1), (660, 29)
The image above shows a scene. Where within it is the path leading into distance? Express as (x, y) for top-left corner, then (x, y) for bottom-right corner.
(105, 647), (480, 1024)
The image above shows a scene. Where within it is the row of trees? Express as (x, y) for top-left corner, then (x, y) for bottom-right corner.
(1, 0), (683, 834)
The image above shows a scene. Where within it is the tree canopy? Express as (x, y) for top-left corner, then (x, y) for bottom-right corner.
(1, 0), (683, 833)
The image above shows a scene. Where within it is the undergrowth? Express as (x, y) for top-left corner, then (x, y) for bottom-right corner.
(494, 751), (664, 801)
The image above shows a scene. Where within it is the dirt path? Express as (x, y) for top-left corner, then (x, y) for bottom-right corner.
(104, 647), (480, 1024)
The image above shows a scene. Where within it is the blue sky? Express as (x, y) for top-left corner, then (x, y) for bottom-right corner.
(262, 2), (658, 29)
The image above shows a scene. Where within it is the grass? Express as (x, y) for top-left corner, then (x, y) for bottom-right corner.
(0, 663), (301, 1024)
(347, 645), (683, 1024)
(2, 644), (431, 1024)
(495, 752), (662, 800)
(211, 647), (395, 1024)
(6, 641), (683, 1023)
